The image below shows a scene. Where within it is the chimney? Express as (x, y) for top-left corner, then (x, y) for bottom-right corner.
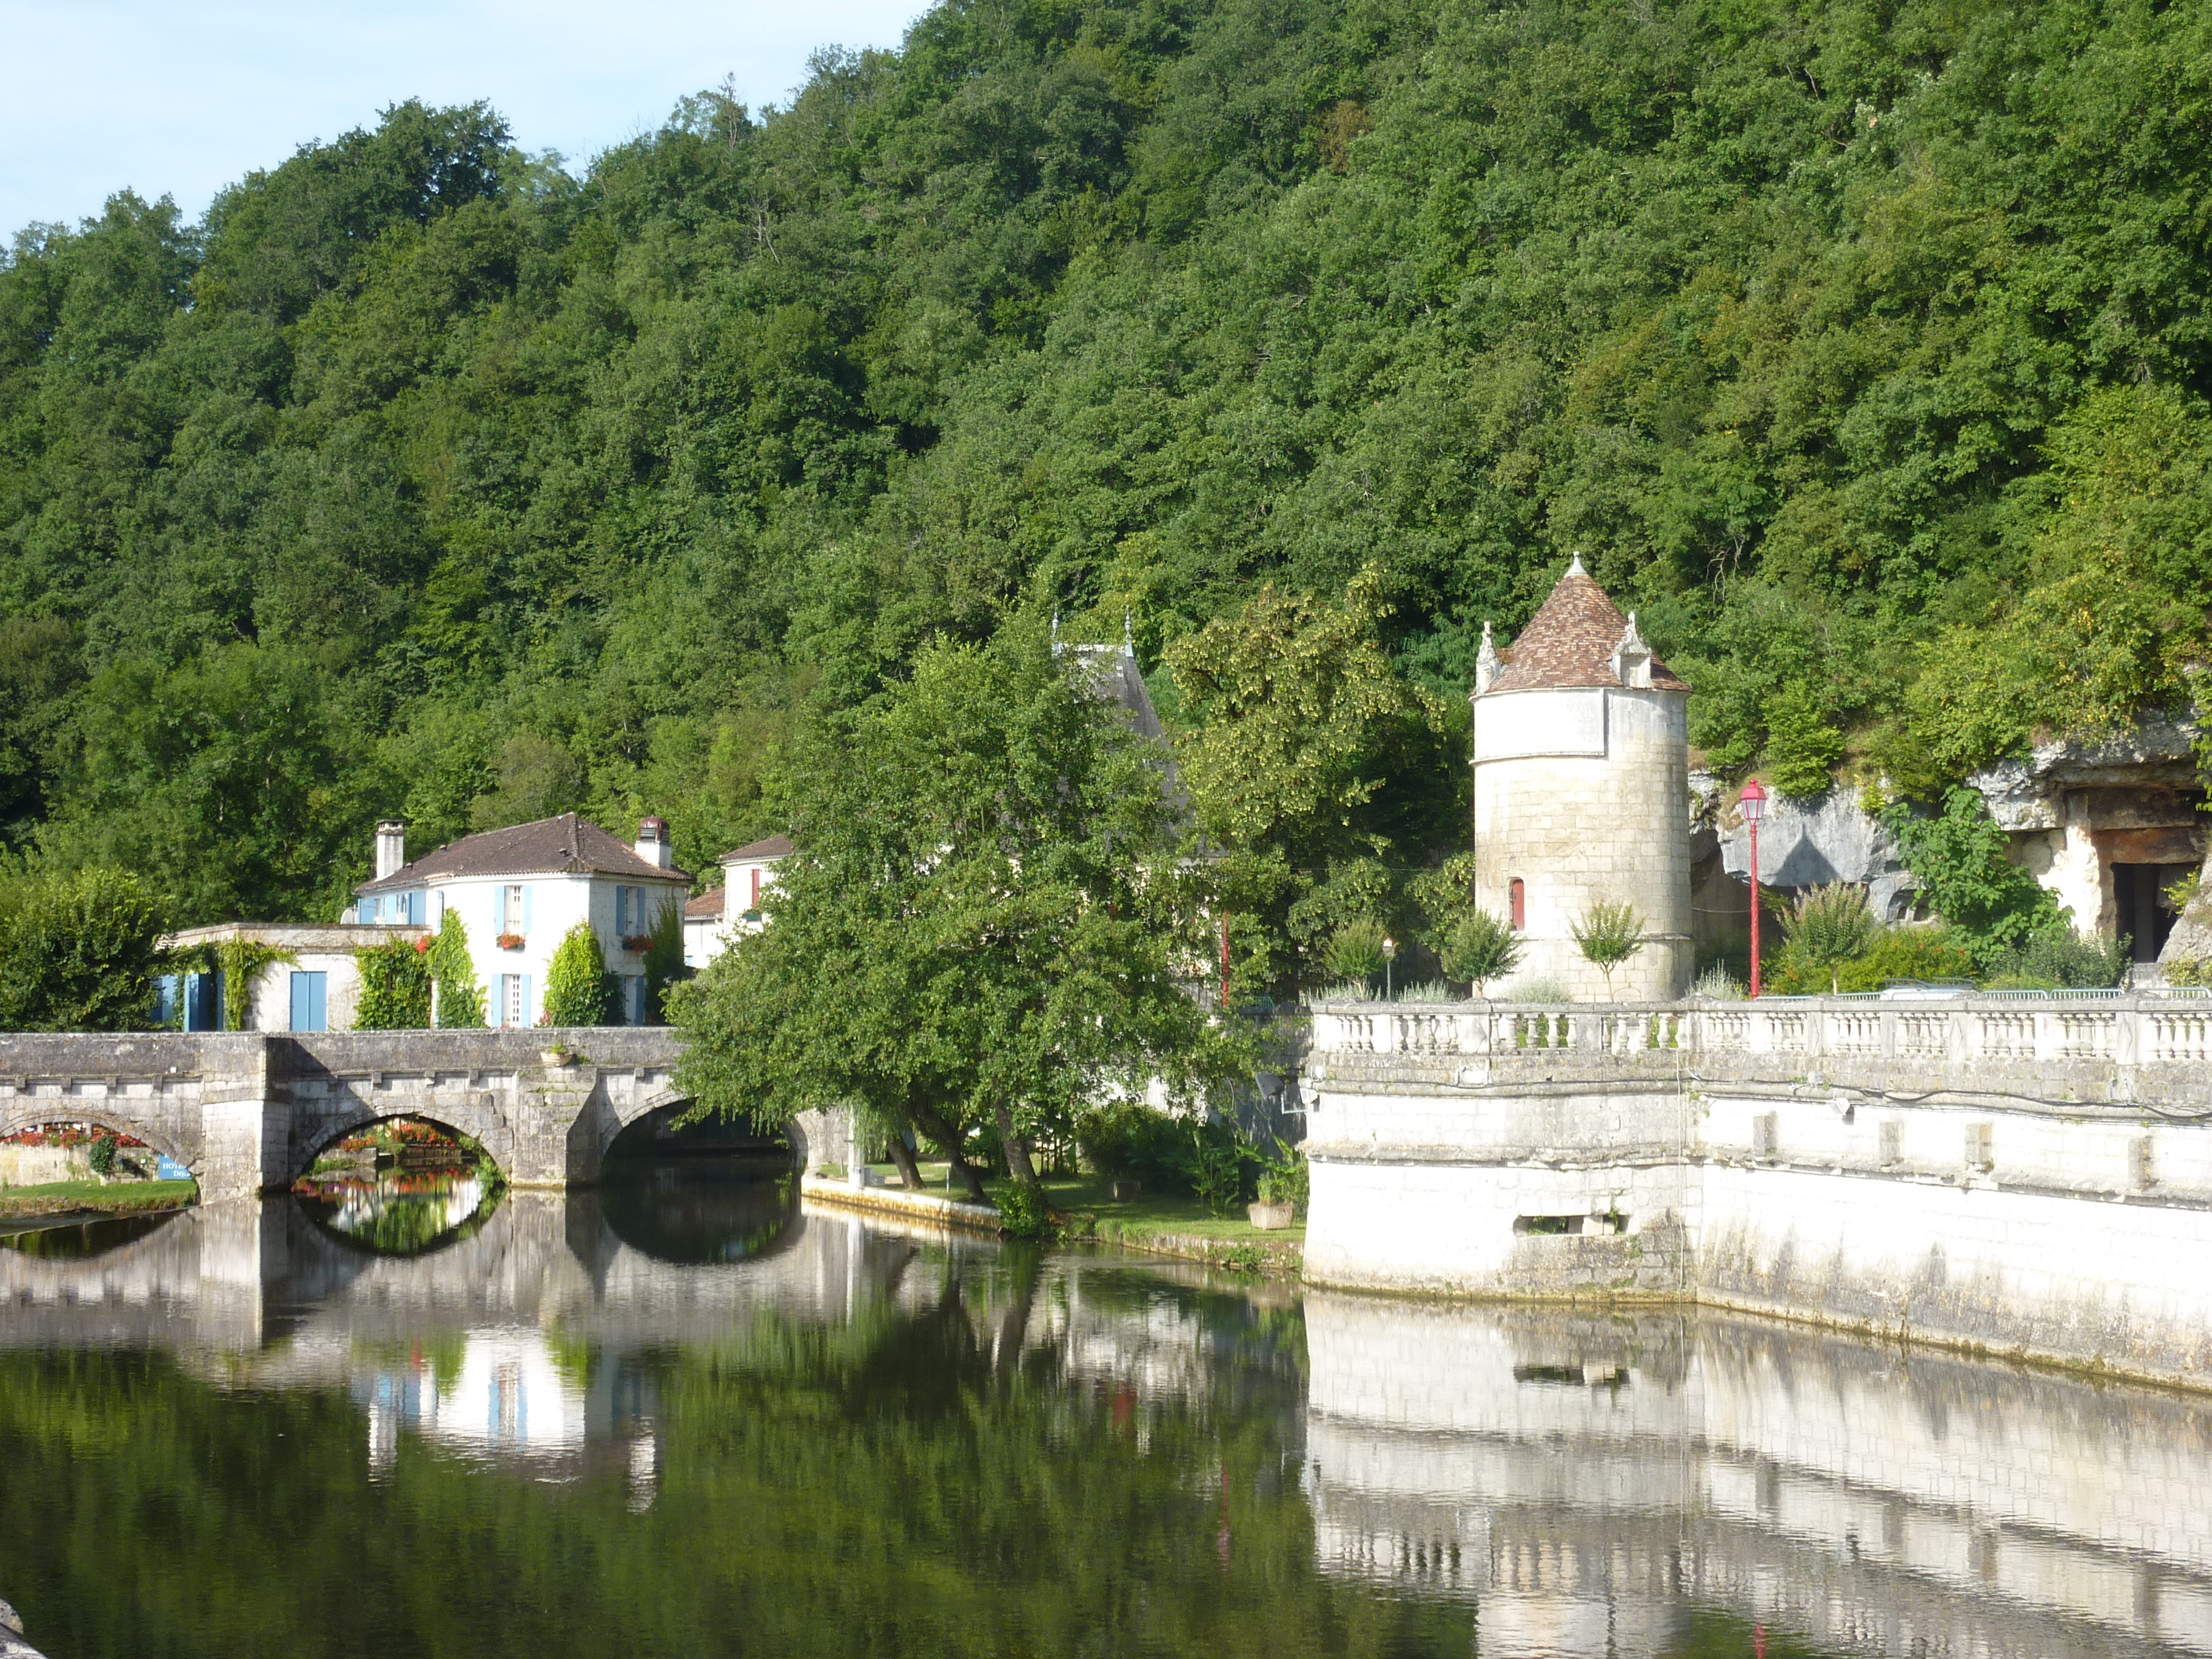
(636, 816), (673, 870)
(375, 820), (407, 881)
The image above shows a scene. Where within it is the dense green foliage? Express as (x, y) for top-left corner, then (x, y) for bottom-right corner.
(1878, 787), (2063, 965)
(0, 864), (165, 1030)
(1765, 919), (1974, 992)
(1438, 907), (1520, 995)
(542, 921), (615, 1026)
(425, 910), (486, 1027)
(671, 631), (1235, 1198)
(353, 937), (432, 1028)
(7, 0), (2211, 927)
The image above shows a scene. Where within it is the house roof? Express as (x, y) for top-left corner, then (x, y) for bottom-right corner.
(684, 888), (725, 920)
(357, 813), (692, 893)
(1485, 561), (1689, 694)
(720, 833), (794, 863)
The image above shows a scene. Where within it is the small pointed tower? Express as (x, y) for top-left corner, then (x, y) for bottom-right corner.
(1472, 557), (1692, 1000)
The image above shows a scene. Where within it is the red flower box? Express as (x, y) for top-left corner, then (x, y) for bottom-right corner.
(495, 933), (526, 950)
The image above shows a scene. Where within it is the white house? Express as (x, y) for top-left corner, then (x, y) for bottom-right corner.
(347, 813), (692, 1027)
(156, 922), (424, 1032)
(685, 834), (794, 970)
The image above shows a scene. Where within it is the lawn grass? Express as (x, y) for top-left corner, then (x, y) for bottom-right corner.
(865, 1162), (1305, 1247)
(0, 1178), (198, 1219)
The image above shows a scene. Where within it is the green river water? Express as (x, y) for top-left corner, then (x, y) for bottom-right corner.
(0, 1162), (2198, 1659)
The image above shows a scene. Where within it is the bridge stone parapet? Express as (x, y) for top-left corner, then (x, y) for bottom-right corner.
(0, 1028), (695, 1201)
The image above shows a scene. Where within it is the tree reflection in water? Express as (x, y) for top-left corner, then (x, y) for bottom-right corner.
(293, 1119), (503, 1255)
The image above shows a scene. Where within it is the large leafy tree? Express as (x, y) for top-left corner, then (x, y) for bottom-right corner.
(1166, 568), (1458, 992)
(672, 628), (1235, 1201)
(0, 865), (166, 1031)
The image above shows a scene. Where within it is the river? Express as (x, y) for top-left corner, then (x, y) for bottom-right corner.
(0, 1161), (2203, 1658)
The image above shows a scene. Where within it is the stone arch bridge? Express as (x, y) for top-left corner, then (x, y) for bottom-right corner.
(0, 1030), (728, 1201)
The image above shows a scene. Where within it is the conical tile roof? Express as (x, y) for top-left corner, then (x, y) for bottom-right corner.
(1485, 558), (1687, 694)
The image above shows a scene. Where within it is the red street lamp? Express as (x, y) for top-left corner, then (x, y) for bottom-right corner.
(1738, 779), (1768, 999)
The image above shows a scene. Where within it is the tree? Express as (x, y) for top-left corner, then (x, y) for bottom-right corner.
(1165, 569), (1456, 993)
(1877, 789), (2065, 967)
(1570, 901), (1646, 1000)
(426, 910), (485, 1027)
(1440, 910), (1521, 998)
(1779, 883), (1876, 994)
(640, 894), (686, 1025)
(672, 628), (1237, 1205)
(0, 865), (167, 1031)
(542, 922), (614, 1027)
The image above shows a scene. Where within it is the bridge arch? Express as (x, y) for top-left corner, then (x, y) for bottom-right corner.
(0, 1099), (193, 1175)
(290, 1103), (517, 1191)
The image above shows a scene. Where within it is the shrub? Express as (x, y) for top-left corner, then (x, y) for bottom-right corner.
(1179, 1118), (1247, 1217)
(354, 940), (432, 1029)
(1691, 962), (1747, 1000)
(1506, 975), (1574, 1004)
(425, 911), (485, 1028)
(88, 1134), (119, 1178)
(1439, 908), (1521, 996)
(1253, 1140), (1308, 1208)
(1075, 1100), (1193, 1191)
(1570, 900), (1646, 998)
(0, 865), (167, 1032)
(994, 1181), (1053, 1239)
(1324, 918), (1389, 985)
(1986, 926), (2132, 990)
(1776, 883), (1876, 993)
(541, 922), (615, 1026)
(1769, 925), (1977, 994)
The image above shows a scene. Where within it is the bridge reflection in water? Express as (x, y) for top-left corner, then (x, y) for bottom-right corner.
(0, 1187), (2207, 1658)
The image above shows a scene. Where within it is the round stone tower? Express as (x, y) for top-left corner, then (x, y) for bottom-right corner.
(1471, 557), (1692, 1001)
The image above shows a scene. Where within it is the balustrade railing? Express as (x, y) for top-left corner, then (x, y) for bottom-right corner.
(1303, 993), (2212, 1070)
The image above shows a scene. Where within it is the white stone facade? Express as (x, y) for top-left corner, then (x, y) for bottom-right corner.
(1473, 686), (1692, 999)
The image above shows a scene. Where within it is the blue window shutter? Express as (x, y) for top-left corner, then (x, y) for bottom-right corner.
(614, 885), (625, 936)
(290, 973), (307, 1031)
(521, 974), (532, 1026)
(311, 973), (327, 1030)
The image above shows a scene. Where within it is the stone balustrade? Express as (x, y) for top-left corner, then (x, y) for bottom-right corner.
(1309, 992), (2212, 1067)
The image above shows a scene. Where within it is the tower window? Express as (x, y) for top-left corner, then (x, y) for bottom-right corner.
(1509, 879), (1526, 930)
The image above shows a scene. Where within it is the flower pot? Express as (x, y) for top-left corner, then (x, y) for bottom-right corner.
(541, 1048), (574, 1067)
(1108, 1178), (1141, 1202)
(1247, 1199), (1295, 1230)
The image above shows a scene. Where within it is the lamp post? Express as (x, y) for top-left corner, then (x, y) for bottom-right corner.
(1738, 779), (1768, 999)
(1382, 935), (1398, 1001)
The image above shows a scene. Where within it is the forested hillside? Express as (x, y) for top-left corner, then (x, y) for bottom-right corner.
(3, 0), (2208, 925)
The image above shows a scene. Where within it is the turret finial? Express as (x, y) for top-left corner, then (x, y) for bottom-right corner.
(1567, 551), (1586, 578)
(1124, 609), (1134, 657)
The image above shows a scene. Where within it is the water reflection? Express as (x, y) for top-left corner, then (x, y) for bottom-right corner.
(0, 1166), (2205, 1659)
(295, 1169), (498, 1255)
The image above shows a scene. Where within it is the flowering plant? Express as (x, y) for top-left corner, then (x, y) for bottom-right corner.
(496, 933), (526, 950)
(620, 934), (653, 953)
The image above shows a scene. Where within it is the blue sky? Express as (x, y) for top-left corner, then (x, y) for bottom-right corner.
(1, 0), (931, 241)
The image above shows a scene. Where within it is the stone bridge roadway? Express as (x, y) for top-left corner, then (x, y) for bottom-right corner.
(0, 1030), (728, 1201)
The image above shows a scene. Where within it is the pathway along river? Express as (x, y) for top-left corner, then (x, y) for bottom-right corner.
(0, 1161), (2205, 1659)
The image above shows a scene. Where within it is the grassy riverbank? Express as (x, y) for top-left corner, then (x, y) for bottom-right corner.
(864, 1162), (1305, 1273)
(0, 1179), (198, 1222)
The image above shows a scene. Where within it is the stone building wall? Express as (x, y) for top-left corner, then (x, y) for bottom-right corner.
(1473, 688), (1692, 1000)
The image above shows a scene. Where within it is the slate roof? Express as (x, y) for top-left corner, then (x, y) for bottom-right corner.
(720, 834), (795, 862)
(357, 813), (692, 893)
(684, 889), (725, 920)
(1486, 564), (1689, 694)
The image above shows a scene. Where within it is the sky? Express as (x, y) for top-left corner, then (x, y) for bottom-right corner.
(1, 0), (933, 241)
